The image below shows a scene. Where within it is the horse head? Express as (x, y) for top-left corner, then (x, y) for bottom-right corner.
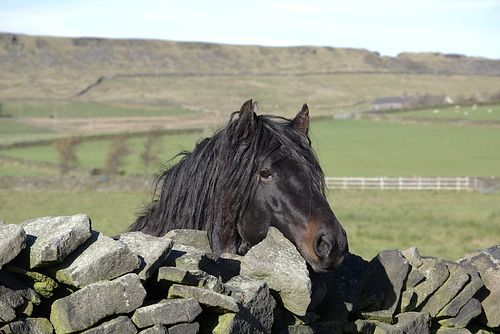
(131, 99), (348, 273)
(233, 100), (348, 273)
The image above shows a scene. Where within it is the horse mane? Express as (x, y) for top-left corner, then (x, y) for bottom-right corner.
(131, 101), (326, 257)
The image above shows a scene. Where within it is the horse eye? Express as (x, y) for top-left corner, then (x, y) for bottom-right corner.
(259, 169), (273, 180)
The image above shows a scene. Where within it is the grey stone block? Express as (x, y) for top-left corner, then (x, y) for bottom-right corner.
(0, 317), (54, 334)
(439, 298), (482, 328)
(420, 261), (470, 317)
(156, 266), (199, 287)
(0, 224), (26, 269)
(0, 269), (40, 322)
(164, 244), (212, 271)
(50, 273), (146, 333)
(458, 245), (500, 328)
(241, 227), (312, 317)
(164, 229), (212, 255)
(413, 258), (450, 309)
(131, 298), (202, 329)
(47, 231), (141, 288)
(361, 249), (410, 321)
(138, 325), (167, 334)
(167, 284), (239, 313)
(167, 322), (200, 334)
(395, 312), (431, 334)
(81, 315), (138, 334)
(5, 265), (59, 299)
(20, 214), (91, 268)
(225, 275), (275, 333)
(116, 231), (173, 280)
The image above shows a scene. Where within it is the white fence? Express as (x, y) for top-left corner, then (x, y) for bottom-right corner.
(325, 177), (479, 191)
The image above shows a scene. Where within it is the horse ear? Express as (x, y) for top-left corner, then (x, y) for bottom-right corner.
(293, 103), (309, 136)
(238, 99), (256, 139)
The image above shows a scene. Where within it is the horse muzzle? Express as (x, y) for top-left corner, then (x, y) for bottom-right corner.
(300, 220), (349, 274)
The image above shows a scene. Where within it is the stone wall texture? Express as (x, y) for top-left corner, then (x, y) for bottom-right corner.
(0, 214), (499, 334)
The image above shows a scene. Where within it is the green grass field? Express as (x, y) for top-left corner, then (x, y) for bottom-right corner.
(1, 189), (498, 262)
(1, 104), (499, 262)
(1, 101), (195, 118)
(394, 103), (500, 121)
(2, 116), (499, 177)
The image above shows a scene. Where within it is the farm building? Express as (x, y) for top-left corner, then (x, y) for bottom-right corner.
(369, 96), (416, 111)
(370, 94), (453, 111)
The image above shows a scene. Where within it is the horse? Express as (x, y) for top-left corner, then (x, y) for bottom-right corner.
(130, 99), (348, 273)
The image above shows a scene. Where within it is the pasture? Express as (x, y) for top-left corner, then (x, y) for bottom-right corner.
(394, 103), (500, 122)
(1, 116), (499, 177)
(1, 103), (499, 263)
(1, 189), (498, 262)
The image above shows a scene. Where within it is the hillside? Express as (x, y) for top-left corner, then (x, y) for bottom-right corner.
(1, 33), (500, 114)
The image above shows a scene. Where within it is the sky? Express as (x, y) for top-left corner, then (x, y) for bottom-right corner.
(1, 0), (499, 59)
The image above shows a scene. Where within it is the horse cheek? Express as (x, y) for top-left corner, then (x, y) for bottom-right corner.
(239, 199), (271, 250)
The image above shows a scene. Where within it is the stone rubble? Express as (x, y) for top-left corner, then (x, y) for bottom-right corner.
(0, 214), (499, 333)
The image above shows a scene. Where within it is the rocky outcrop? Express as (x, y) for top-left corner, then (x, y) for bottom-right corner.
(0, 214), (499, 333)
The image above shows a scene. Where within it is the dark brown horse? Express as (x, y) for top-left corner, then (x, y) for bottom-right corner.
(130, 100), (348, 273)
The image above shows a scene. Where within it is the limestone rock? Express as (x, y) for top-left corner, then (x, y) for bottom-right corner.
(20, 214), (91, 268)
(156, 266), (200, 287)
(277, 325), (316, 334)
(0, 270), (40, 322)
(225, 275), (275, 333)
(406, 266), (425, 289)
(395, 312), (431, 334)
(458, 245), (500, 328)
(47, 231), (141, 288)
(0, 224), (26, 269)
(50, 273), (146, 333)
(167, 284), (239, 313)
(420, 261), (470, 317)
(5, 265), (59, 299)
(167, 322), (200, 334)
(438, 262), (483, 318)
(131, 298), (202, 329)
(413, 258), (450, 310)
(81, 316), (137, 334)
(240, 227), (312, 317)
(439, 298), (482, 328)
(0, 317), (54, 334)
(313, 253), (374, 322)
(138, 325), (167, 334)
(164, 229), (212, 255)
(361, 249), (410, 321)
(402, 247), (424, 268)
(165, 244), (213, 271)
(346, 319), (404, 334)
(435, 328), (473, 334)
(116, 231), (173, 280)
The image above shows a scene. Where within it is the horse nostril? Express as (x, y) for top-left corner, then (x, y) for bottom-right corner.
(314, 234), (333, 259)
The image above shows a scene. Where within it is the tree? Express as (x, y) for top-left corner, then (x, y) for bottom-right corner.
(140, 126), (165, 174)
(104, 132), (131, 175)
(53, 136), (82, 175)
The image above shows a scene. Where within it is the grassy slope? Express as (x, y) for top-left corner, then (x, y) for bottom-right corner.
(2, 33), (500, 114)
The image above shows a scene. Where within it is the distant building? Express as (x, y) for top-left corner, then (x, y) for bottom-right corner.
(370, 94), (453, 111)
(370, 96), (416, 111)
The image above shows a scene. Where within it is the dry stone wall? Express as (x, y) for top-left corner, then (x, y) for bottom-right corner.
(0, 214), (499, 334)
